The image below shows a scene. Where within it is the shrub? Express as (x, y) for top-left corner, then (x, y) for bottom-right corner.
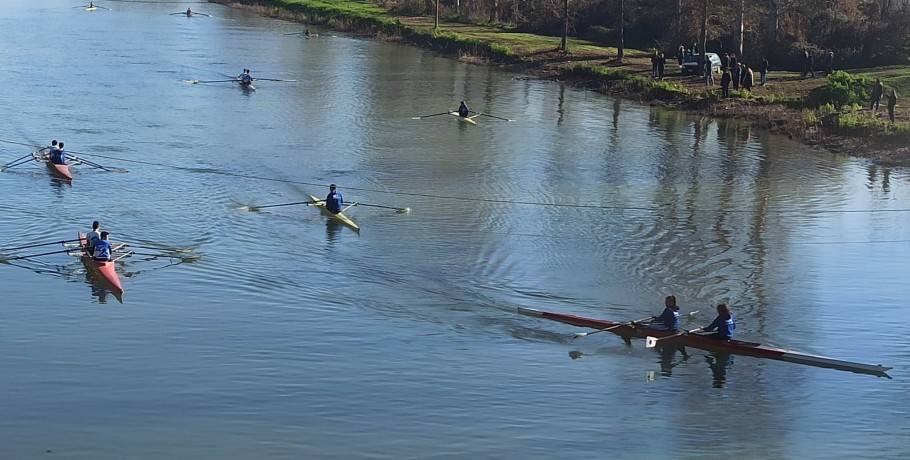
(807, 71), (874, 109)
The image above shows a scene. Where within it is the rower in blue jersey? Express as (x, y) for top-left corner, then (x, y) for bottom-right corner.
(457, 100), (470, 118)
(238, 69), (253, 86)
(49, 141), (67, 165)
(646, 295), (680, 331)
(325, 184), (343, 214)
(93, 231), (112, 262)
(701, 303), (735, 340)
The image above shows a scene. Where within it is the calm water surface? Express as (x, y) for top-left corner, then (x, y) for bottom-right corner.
(1, 1), (909, 459)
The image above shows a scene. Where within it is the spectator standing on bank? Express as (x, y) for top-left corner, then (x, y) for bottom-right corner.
(720, 69), (732, 98)
(871, 78), (885, 111)
(760, 57), (769, 85)
(677, 45), (685, 66)
(827, 50), (835, 74)
(742, 65), (754, 92)
(801, 50), (810, 77)
(807, 52), (816, 77)
(731, 63), (741, 90)
(704, 58), (714, 85)
(651, 51), (660, 78)
(658, 52), (666, 80)
(886, 89), (898, 123)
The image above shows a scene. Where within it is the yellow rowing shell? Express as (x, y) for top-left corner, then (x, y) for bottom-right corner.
(308, 195), (360, 233)
(450, 112), (478, 125)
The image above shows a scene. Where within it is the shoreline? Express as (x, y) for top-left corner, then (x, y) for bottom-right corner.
(211, 0), (910, 167)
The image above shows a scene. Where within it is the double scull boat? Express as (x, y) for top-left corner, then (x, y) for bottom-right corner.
(34, 149), (73, 182)
(78, 232), (124, 302)
(517, 307), (892, 378)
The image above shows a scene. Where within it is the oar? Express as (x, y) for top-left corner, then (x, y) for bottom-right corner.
(573, 317), (652, 339)
(253, 78), (297, 82)
(185, 79), (237, 84)
(646, 327), (703, 348)
(349, 202), (411, 213)
(244, 200), (319, 211)
(474, 112), (515, 122)
(4, 248), (81, 261)
(1, 152), (39, 171)
(411, 111), (452, 120)
(70, 155), (113, 172)
(1, 239), (81, 252)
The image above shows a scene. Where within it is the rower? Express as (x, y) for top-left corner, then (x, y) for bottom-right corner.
(93, 231), (112, 262)
(304, 28), (310, 38)
(457, 100), (470, 118)
(325, 184), (344, 214)
(87, 221), (102, 253)
(186, 7), (192, 16)
(49, 141), (67, 165)
(701, 303), (736, 340)
(238, 69), (253, 86)
(645, 295), (680, 331)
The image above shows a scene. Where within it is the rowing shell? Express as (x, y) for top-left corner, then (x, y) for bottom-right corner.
(517, 307), (892, 377)
(86, 6), (97, 11)
(239, 81), (255, 91)
(308, 195), (360, 233)
(35, 150), (73, 182)
(450, 112), (479, 125)
(78, 232), (124, 302)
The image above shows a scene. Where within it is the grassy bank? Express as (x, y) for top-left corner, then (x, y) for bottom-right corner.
(212, 0), (910, 166)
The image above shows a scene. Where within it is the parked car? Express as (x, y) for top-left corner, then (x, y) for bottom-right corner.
(680, 52), (721, 75)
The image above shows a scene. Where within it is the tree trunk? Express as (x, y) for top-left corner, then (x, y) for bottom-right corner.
(560, 0), (569, 51)
(733, 0), (744, 56)
(434, 0), (439, 30)
(766, 0), (779, 53)
(617, 0), (625, 62)
(700, 0), (708, 75)
(489, 0), (498, 23)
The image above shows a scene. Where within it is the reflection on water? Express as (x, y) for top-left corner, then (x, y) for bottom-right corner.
(0, 1), (908, 459)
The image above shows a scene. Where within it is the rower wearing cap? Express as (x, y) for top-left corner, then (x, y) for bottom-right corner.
(93, 231), (112, 262)
(701, 303), (736, 340)
(325, 184), (343, 214)
(645, 295), (680, 331)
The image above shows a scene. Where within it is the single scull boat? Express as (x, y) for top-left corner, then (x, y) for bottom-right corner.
(308, 195), (360, 233)
(517, 307), (892, 377)
(450, 112), (479, 125)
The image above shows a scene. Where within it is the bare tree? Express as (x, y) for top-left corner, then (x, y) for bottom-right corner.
(733, 0), (744, 55)
(618, 0), (625, 62)
(560, 0), (569, 51)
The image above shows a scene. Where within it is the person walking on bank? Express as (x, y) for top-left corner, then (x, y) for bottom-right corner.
(807, 52), (816, 77)
(760, 57), (769, 86)
(827, 49), (835, 74)
(677, 45), (685, 66)
(871, 79), (885, 111)
(886, 89), (898, 123)
(651, 51), (659, 78)
(657, 52), (666, 80)
(720, 69), (732, 98)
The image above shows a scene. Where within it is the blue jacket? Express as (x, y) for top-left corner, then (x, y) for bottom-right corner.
(325, 190), (343, 213)
(49, 148), (66, 165)
(93, 239), (111, 261)
(652, 307), (680, 331)
(704, 315), (736, 339)
(458, 103), (470, 117)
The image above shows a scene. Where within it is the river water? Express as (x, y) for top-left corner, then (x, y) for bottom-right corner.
(1, 1), (908, 459)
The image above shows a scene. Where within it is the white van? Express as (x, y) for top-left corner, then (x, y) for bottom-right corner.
(680, 53), (722, 75)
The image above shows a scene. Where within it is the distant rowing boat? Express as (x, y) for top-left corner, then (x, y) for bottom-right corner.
(518, 307), (892, 377)
(450, 112), (479, 125)
(239, 80), (255, 91)
(308, 195), (360, 233)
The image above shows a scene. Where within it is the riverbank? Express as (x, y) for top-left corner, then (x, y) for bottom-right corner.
(211, 0), (910, 167)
